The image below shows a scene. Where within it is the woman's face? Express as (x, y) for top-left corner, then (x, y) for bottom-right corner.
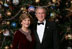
(21, 18), (31, 28)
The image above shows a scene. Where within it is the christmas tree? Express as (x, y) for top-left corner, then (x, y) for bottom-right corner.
(0, 0), (72, 49)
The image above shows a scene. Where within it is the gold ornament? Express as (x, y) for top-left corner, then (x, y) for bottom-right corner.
(52, 0), (56, 3)
(35, 0), (40, 3)
(68, 34), (72, 39)
(65, 34), (72, 40)
(7, 0), (10, 2)
(6, 21), (10, 25)
(68, 34), (72, 40)
(0, 1), (3, 4)
(21, 7), (27, 13)
(21, 7), (27, 11)
(21, 7), (24, 10)
(6, 11), (11, 16)
(5, 46), (9, 49)
(71, 1), (72, 3)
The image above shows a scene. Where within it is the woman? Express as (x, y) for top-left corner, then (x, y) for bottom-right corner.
(12, 13), (35, 49)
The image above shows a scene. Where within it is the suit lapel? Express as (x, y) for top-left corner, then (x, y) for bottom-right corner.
(42, 20), (49, 43)
(34, 22), (40, 43)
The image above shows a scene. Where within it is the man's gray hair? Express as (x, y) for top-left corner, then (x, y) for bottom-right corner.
(35, 6), (46, 13)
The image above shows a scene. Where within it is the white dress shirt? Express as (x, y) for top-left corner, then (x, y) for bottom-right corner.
(37, 20), (46, 43)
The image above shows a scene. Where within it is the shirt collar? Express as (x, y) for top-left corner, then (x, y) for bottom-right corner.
(38, 19), (46, 25)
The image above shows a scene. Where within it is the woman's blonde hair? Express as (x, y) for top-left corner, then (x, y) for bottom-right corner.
(19, 12), (33, 24)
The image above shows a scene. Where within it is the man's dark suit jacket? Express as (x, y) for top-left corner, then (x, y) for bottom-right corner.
(33, 19), (59, 49)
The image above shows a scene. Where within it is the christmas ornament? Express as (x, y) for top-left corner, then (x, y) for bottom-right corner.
(7, 0), (10, 2)
(13, 0), (19, 5)
(21, 7), (27, 13)
(65, 34), (72, 40)
(21, 7), (27, 11)
(52, 0), (56, 3)
(67, 34), (72, 39)
(0, 1), (3, 4)
(35, 0), (40, 3)
(28, 6), (35, 12)
(21, 7), (24, 10)
(50, 12), (56, 18)
(71, 1), (72, 3)
(6, 21), (10, 25)
(4, 1), (9, 7)
(6, 11), (11, 16)
(5, 46), (9, 49)
(11, 22), (17, 27)
(3, 29), (10, 36)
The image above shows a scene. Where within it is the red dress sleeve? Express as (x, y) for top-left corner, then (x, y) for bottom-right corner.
(12, 31), (20, 49)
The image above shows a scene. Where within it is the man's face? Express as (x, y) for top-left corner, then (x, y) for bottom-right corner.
(35, 8), (46, 22)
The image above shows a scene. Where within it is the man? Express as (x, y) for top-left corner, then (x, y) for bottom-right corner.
(33, 6), (59, 49)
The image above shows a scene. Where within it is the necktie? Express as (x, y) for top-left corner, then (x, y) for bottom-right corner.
(37, 22), (44, 25)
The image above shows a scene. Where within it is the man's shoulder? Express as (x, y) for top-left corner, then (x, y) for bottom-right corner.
(46, 19), (56, 26)
(46, 19), (55, 23)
